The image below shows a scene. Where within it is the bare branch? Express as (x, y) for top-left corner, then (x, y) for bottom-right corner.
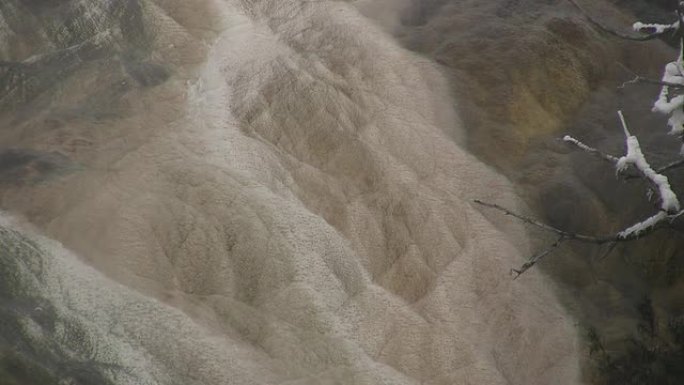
(656, 158), (684, 174)
(474, 200), (681, 241)
(474, 199), (684, 276)
(617, 62), (684, 97)
(474, 199), (587, 239)
(512, 236), (566, 279)
(567, 0), (676, 41)
(474, 200), (608, 243)
(620, 74), (684, 90)
(598, 241), (618, 261)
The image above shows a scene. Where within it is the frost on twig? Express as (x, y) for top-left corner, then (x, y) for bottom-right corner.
(474, 2), (684, 278)
(615, 111), (679, 215)
(562, 135), (619, 164)
(614, 111), (681, 237)
(619, 212), (668, 238)
(563, 134), (684, 177)
(633, 21), (680, 35)
(563, 112), (681, 239)
(567, 0), (680, 41)
(474, 112), (684, 277)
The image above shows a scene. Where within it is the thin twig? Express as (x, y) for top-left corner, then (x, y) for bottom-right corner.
(656, 158), (684, 174)
(598, 241), (618, 261)
(474, 199), (684, 277)
(473, 199), (679, 242)
(474, 200), (610, 243)
(617, 62), (684, 91)
(618, 63), (684, 119)
(620, 74), (684, 89)
(512, 236), (566, 279)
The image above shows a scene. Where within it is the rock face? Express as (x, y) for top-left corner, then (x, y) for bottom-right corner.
(0, 1), (584, 384)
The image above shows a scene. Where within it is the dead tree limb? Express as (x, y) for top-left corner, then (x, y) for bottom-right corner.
(474, 199), (682, 277)
(598, 241), (619, 262)
(620, 74), (684, 90)
(512, 236), (566, 279)
(473, 199), (677, 243)
(564, 134), (684, 178)
(476, 110), (684, 277)
(473, 200), (615, 243)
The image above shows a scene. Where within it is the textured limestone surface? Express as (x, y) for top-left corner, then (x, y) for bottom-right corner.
(0, 1), (582, 384)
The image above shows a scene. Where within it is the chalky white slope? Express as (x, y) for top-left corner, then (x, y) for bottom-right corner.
(0, 0), (581, 384)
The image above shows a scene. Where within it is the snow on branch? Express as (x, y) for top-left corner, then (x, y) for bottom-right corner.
(474, 0), (684, 279)
(564, 134), (684, 177)
(652, 62), (684, 137)
(633, 21), (679, 35)
(564, 112), (681, 238)
(616, 111), (680, 214)
(567, 0), (679, 41)
(474, 112), (684, 277)
(562, 135), (620, 163)
(474, 2), (684, 278)
(614, 111), (681, 237)
(618, 212), (668, 238)
(562, 135), (642, 180)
